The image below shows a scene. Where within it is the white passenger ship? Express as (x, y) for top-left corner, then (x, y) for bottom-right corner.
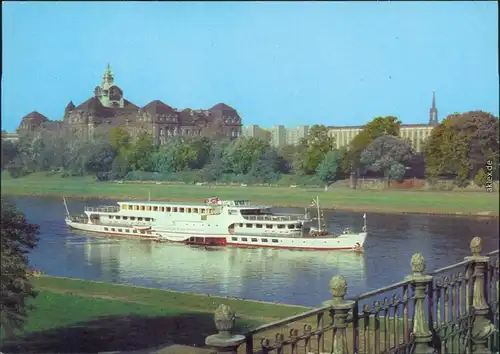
(64, 196), (367, 251)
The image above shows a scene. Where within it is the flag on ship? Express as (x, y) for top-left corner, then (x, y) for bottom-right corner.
(310, 198), (317, 207)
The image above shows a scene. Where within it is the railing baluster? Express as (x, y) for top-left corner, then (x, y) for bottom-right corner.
(203, 241), (498, 354)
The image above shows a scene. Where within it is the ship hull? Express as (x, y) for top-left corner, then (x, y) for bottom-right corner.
(226, 232), (367, 251)
(66, 219), (160, 240)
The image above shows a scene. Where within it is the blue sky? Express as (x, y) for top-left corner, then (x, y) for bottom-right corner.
(2, 1), (498, 132)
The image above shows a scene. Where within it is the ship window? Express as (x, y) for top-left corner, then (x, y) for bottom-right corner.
(125, 229), (129, 232)
(122, 204), (127, 209)
(109, 215), (114, 219)
(288, 224), (294, 229)
(145, 218), (150, 222)
(130, 217), (136, 221)
(167, 207), (171, 212)
(140, 230), (145, 234)
(193, 208), (199, 213)
(104, 227), (109, 231)
(201, 209), (206, 214)
(239, 223), (243, 227)
(262, 238), (268, 242)
(231, 237), (237, 241)
(246, 224), (253, 228)
(242, 237), (248, 241)
(128, 205), (133, 210)
(118, 228), (123, 232)
(266, 224), (273, 229)
(111, 228), (116, 232)
(272, 239), (279, 243)
(187, 208), (191, 213)
(115, 216), (121, 220)
(138, 217), (143, 221)
(153, 206), (158, 211)
(173, 207), (178, 212)
(296, 224), (301, 228)
(278, 224), (285, 229)
(180, 208), (185, 213)
(161, 207), (165, 212)
(123, 216), (128, 220)
(251, 238), (258, 242)
(135, 205), (139, 210)
(140, 205), (145, 211)
(147, 206), (152, 211)
(147, 231), (152, 235)
(256, 224), (263, 228)
(133, 229), (137, 233)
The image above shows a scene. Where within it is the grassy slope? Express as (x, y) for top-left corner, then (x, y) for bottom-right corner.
(1, 276), (309, 352)
(1, 173), (499, 216)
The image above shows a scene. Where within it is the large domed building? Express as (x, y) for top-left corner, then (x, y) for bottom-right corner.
(17, 64), (243, 144)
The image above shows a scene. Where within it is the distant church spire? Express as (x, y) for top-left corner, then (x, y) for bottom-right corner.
(429, 91), (438, 125)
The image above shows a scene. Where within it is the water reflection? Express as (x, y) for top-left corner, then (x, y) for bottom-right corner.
(77, 236), (367, 303)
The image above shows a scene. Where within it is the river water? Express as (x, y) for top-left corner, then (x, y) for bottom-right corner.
(8, 196), (499, 307)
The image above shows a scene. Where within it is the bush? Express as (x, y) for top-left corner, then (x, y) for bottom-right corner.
(474, 169), (487, 187)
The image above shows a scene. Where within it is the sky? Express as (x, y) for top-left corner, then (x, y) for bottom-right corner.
(1, 1), (498, 132)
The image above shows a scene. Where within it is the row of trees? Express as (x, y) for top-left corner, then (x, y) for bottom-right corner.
(2, 111), (498, 188)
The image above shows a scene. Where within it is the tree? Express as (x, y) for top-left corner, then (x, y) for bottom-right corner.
(1, 198), (40, 337)
(1, 140), (19, 170)
(85, 142), (116, 180)
(424, 111), (499, 181)
(110, 153), (130, 180)
(222, 137), (268, 174)
(344, 116), (402, 174)
(109, 126), (131, 153)
(128, 132), (156, 172)
(316, 150), (341, 191)
(474, 168), (488, 187)
(295, 125), (335, 175)
(154, 139), (197, 173)
(360, 135), (413, 185)
(249, 149), (282, 183)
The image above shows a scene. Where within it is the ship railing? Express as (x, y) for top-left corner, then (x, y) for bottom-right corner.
(242, 215), (300, 222)
(84, 206), (120, 213)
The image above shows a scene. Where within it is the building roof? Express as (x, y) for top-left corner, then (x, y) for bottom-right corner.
(141, 100), (176, 116)
(210, 103), (236, 112)
(65, 101), (75, 111)
(21, 111), (49, 125)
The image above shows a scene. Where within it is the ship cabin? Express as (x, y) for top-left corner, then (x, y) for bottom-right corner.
(83, 198), (303, 235)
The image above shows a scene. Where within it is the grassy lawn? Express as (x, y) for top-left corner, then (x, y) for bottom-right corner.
(1, 173), (499, 216)
(1, 276), (309, 353)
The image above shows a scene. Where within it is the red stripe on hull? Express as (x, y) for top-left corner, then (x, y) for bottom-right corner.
(183, 237), (227, 246)
(226, 242), (362, 251)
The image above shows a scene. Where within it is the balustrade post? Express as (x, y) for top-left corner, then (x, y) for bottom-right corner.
(205, 304), (245, 354)
(465, 237), (495, 354)
(322, 275), (355, 354)
(405, 253), (435, 354)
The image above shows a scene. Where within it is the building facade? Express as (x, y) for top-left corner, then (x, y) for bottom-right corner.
(16, 64), (243, 144)
(244, 92), (439, 152)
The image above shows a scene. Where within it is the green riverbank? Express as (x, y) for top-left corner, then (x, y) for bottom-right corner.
(1, 173), (499, 217)
(1, 275), (309, 353)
